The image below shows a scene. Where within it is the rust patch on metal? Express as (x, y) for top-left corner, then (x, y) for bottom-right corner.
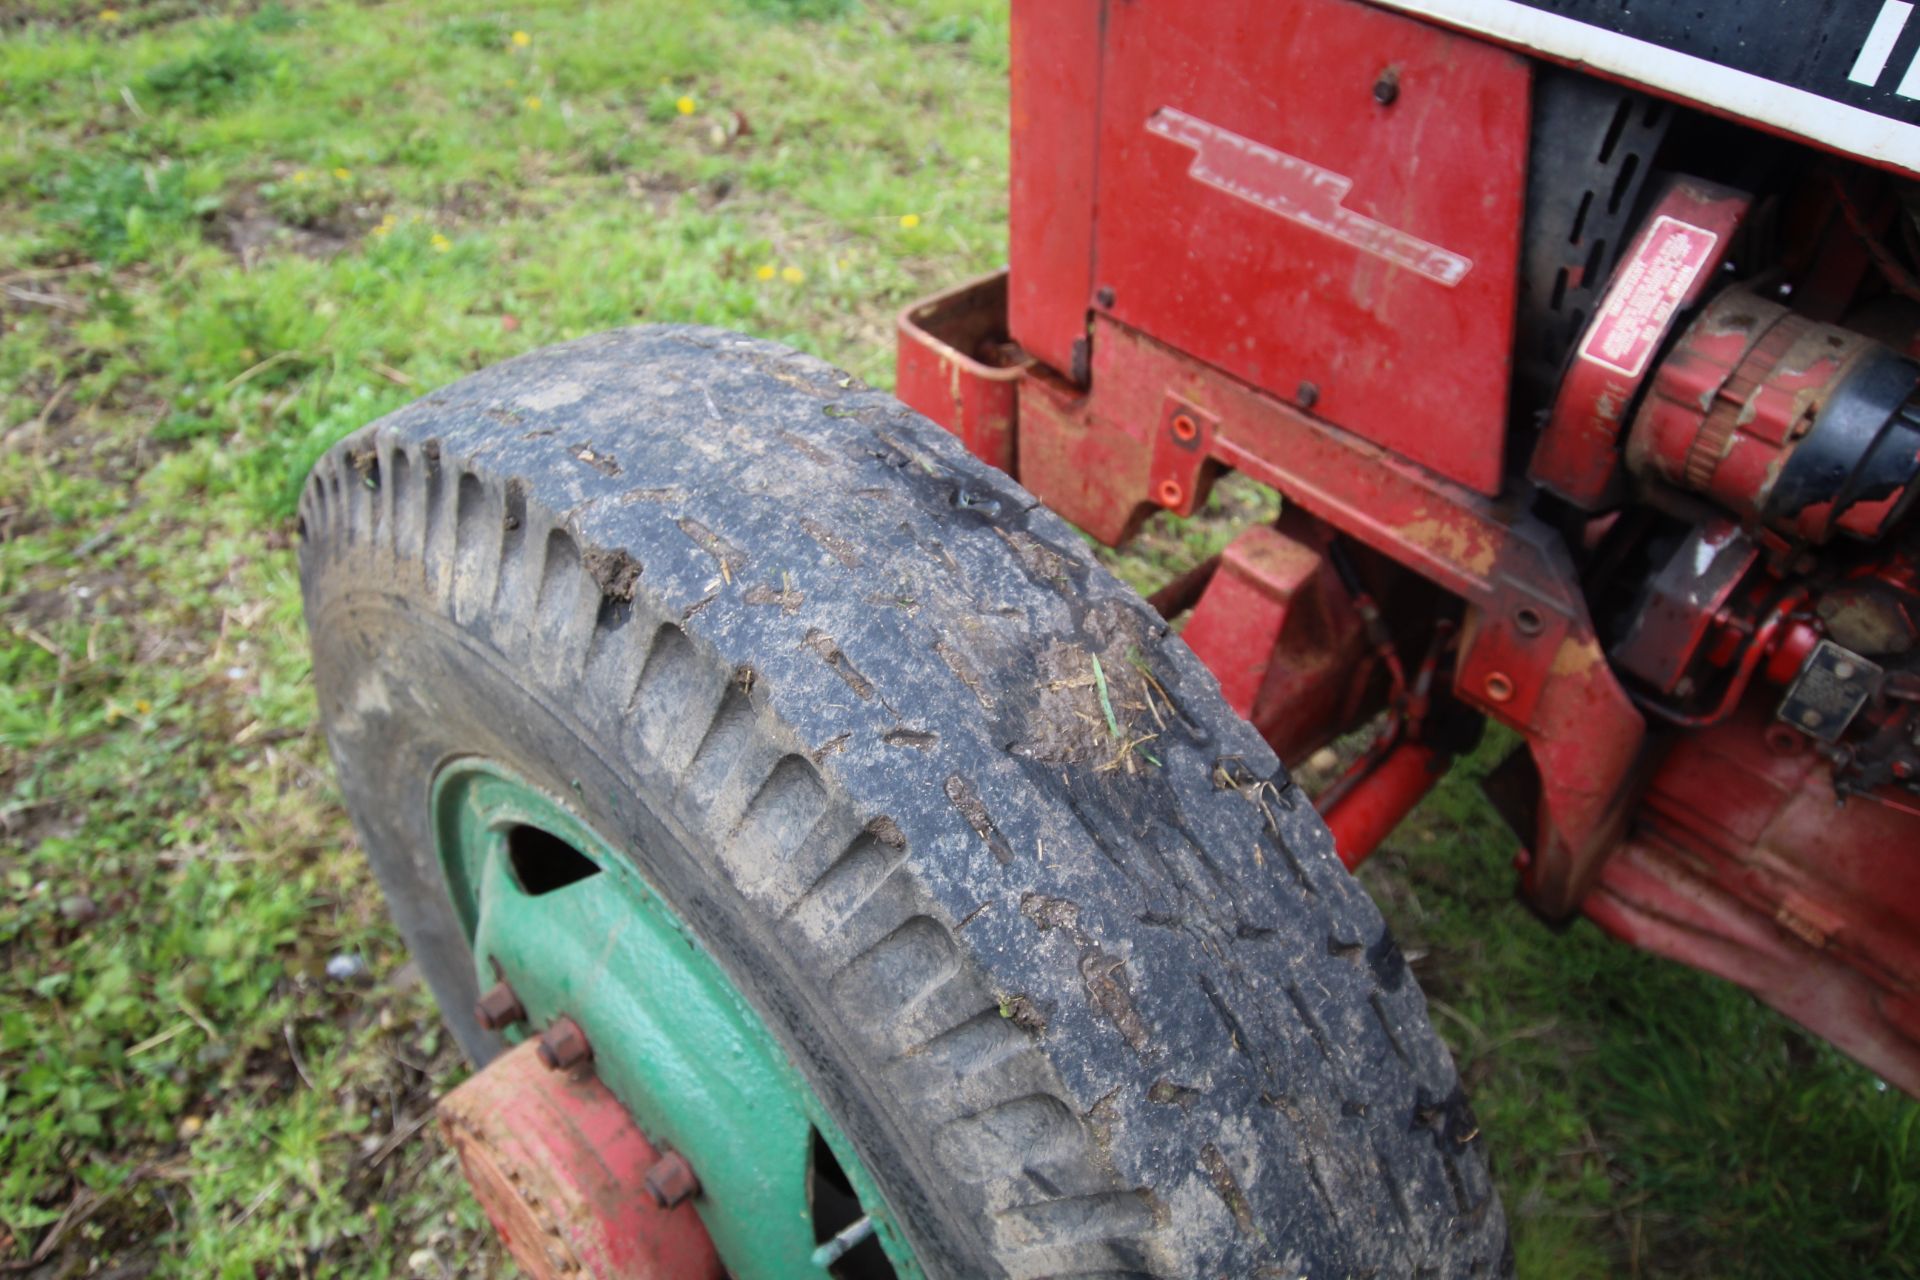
(1550, 634), (1607, 678)
(1398, 513), (1497, 578)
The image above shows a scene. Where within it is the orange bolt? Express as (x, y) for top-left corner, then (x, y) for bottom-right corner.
(1157, 478), (1185, 508)
(536, 1015), (593, 1071)
(1483, 672), (1515, 703)
(474, 980), (526, 1032)
(644, 1151), (701, 1207)
(1171, 413), (1198, 442)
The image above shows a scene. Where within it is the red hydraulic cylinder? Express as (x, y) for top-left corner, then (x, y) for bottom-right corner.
(1320, 741), (1446, 869)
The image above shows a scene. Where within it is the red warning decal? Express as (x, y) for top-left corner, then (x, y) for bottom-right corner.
(1579, 216), (1720, 379)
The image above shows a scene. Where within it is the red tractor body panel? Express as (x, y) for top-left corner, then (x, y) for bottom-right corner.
(1013, 0), (1530, 492)
(1006, 3), (1099, 383)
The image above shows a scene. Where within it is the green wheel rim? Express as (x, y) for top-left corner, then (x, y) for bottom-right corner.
(431, 758), (921, 1279)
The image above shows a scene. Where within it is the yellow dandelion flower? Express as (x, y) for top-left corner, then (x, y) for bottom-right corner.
(675, 95), (696, 115)
(97, 7), (120, 20)
(292, 170), (310, 184)
(524, 95), (542, 112)
(134, 698), (152, 714)
(511, 29), (531, 46)
(781, 265), (805, 284)
(899, 212), (921, 229)
(836, 256), (851, 270)
(755, 263), (776, 281)
(332, 166), (352, 181)
(372, 223), (391, 238)
(431, 233), (452, 253)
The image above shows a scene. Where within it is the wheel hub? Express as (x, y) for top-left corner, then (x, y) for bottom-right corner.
(439, 1039), (723, 1280)
(430, 759), (916, 1279)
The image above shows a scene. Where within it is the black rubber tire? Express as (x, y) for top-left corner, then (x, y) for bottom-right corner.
(298, 327), (1510, 1279)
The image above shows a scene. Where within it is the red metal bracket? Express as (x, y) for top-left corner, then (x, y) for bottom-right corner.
(895, 270), (1028, 475)
(1180, 521), (1370, 762)
(1014, 317), (1647, 916)
(1148, 394), (1220, 517)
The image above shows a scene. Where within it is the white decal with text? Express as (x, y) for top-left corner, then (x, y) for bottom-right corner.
(1146, 106), (1474, 287)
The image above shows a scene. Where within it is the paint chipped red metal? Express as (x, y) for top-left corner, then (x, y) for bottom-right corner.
(440, 1040), (724, 1280)
(1067, 0), (1530, 493)
(1179, 521), (1371, 762)
(1007, 2), (1102, 383)
(895, 271), (1028, 475)
(1531, 180), (1751, 508)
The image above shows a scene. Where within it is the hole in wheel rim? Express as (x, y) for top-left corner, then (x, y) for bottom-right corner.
(506, 824), (602, 895)
(811, 1128), (897, 1279)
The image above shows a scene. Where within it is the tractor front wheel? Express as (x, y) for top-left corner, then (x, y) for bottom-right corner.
(298, 326), (1508, 1278)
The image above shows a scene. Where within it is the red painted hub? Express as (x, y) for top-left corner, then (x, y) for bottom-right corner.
(438, 1040), (725, 1280)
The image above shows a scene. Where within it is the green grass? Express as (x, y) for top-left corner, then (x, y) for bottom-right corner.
(0, 0), (1913, 1275)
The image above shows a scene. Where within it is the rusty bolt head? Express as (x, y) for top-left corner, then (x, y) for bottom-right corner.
(475, 980), (526, 1032)
(1372, 68), (1400, 105)
(1296, 380), (1320, 410)
(535, 1015), (593, 1071)
(644, 1151), (700, 1208)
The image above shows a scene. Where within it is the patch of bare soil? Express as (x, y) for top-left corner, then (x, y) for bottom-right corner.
(210, 195), (356, 268)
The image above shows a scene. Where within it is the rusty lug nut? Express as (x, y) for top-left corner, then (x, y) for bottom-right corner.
(535, 1015), (593, 1071)
(644, 1150), (701, 1207)
(474, 980), (526, 1032)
